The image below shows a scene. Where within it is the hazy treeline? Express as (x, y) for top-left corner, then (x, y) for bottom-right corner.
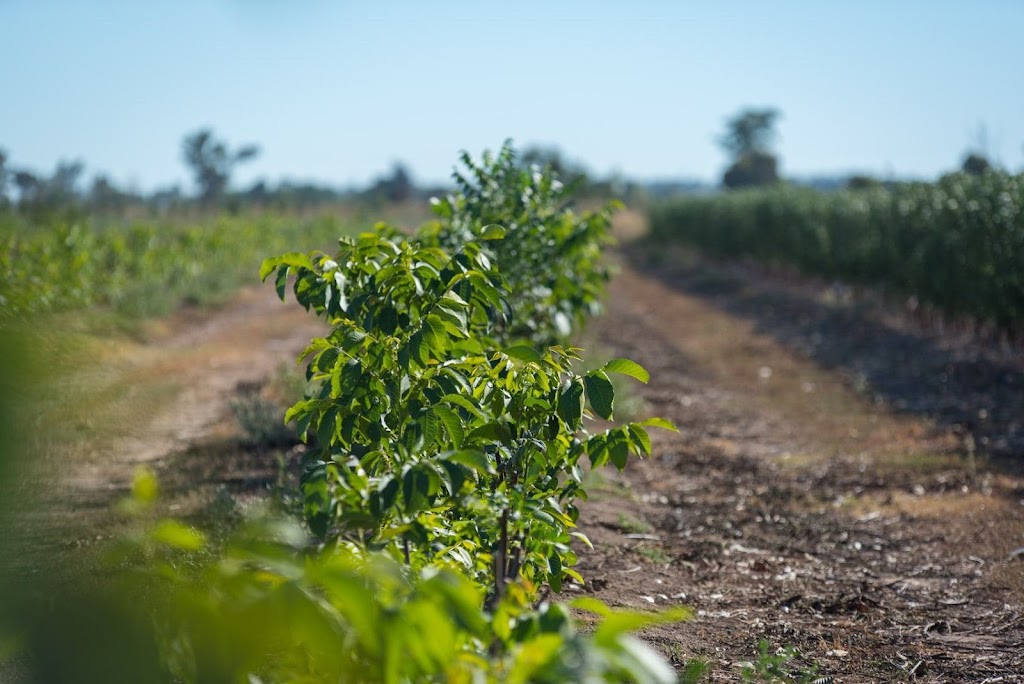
(1, 109), (1014, 226)
(0, 130), (645, 226)
(0, 131), (423, 223)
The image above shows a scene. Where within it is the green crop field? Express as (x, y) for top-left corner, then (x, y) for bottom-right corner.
(649, 172), (1024, 329)
(0, 212), (360, 322)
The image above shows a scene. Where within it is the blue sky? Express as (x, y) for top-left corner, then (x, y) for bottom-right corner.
(2, 1), (1023, 192)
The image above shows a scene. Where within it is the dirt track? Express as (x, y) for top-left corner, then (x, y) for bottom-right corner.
(54, 243), (1024, 681)
(574, 247), (1024, 681)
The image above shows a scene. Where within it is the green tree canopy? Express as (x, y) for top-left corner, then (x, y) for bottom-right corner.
(181, 128), (260, 205)
(719, 107), (782, 189)
(961, 152), (992, 175)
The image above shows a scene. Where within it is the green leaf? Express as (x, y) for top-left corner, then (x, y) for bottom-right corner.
(432, 405), (465, 447)
(570, 531), (594, 549)
(440, 393), (485, 419)
(274, 266), (288, 300)
(437, 460), (468, 494)
(340, 358), (362, 394)
(260, 252), (315, 281)
(595, 607), (692, 645)
(284, 400), (311, 425)
(602, 358), (650, 384)
(627, 423), (652, 456)
(502, 344), (543, 364)
(639, 417), (678, 432)
(584, 370), (615, 420)
(442, 449), (495, 475)
(548, 554), (563, 592)
(379, 477), (400, 513)
(402, 466), (433, 514)
(421, 408), (440, 447)
(150, 520), (206, 551)
(570, 596), (612, 616)
(480, 224), (506, 240)
(615, 635), (682, 684)
(557, 378), (585, 431)
(130, 467), (159, 506)
(586, 434), (608, 468)
(465, 422), (511, 444)
(608, 431), (630, 470)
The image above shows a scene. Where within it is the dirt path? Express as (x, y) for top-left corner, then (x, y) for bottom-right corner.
(574, 250), (1024, 682)
(49, 286), (325, 528)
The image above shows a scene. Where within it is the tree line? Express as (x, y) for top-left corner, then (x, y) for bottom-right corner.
(2, 113), (1010, 221)
(0, 129), (454, 221)
(0, 130), (635, 224)
(717, 107), (1009, 190)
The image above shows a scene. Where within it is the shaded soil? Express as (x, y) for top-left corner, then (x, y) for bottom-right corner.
(572, 248), (1024, 682)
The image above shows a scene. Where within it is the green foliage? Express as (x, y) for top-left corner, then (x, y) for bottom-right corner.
(723, 152), (779, 189)
(719, 108), (782, 189)
(419, 140), (619, 346)
(263, 226), (670, 598)
(262, 145), (672, 603)
(961, 152), (992, 176)
(0, 472), (687, 683)
(181, 128), (260, 204)
(649, 172), (1024, 329)
(739, 640), (819, 683)
(0, 213), (359, 321)
(719, 108), (782, 159)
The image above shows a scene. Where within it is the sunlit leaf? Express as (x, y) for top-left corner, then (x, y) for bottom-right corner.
(639, 417), (678, 432)
(502, 345), (543, 364)
(442, 449), (495, 475)
(602, 358), (650, 384)
(150, 520), (206, 551)
(480, 224), (507, 240)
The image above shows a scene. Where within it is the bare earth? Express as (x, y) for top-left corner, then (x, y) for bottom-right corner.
(55, 243), (1024, 682)
(575, 247), (1024, 682)
(48, 286), (325, 536)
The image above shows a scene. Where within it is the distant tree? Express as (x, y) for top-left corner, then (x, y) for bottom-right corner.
(719, 108), (781, 159)
(150, 184), (184, 216)
(0, 149), (8, 207)
(958, 122), (997, 176)
(46, 160), (84, 205)
(719, 107), (782, 189)
(13, 170), (42, 205)
(722, 153), (779, 189)
(367, 162), (415, 203)
(961, 152), (992, 176)
(846, 174), (883, 190)
(8, 160), (84, 221)
(181, 129), (260, 205)
(244, 180), (270, 206)
(90, 174), (129, 213)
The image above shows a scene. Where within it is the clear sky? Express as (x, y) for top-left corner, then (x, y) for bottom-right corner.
(2, 0), (1023, 192)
